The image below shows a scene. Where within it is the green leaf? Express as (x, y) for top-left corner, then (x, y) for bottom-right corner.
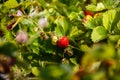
(84, 15), (102, 29)
(103, 0), (114, 7)
(69, 26), (82, 39)
(91, 26), (108, 43)
(80, 44), (90, 52)
(38, 0), (47, 9)
(38, 37), (63, 55)
(103, 9), (120, 32)
(114, 20), (120, 34)
(20, 18), (34, 26)
(96, 2), (105, 11)
(86, 4), (97, 11)
(68, 12), (78, 21)
(24, 1), (33, 9)
(92, 44), (115, 59)
(102, 0), (120, 9)
(52, 1), (68, 16)
(40, 64), (72, 80)
(0, 42), (18, 56)
(70, 58), (77, 65)
(55, 16), (71, 37)
(103, 10), (115, 31)
(4, 0), (19, 9)
(61, 17), (71, 36)
(32, 67), (40, 76)
(113, 25), (120, 34)
(30, 40), (40, 54)
(109, 35), (120, 43)
(55, 25), (64, 37)
(20, 18), (35, 33)
(58, 0), (80, 6)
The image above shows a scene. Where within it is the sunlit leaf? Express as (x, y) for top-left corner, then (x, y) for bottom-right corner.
(55, 15), (71, 37)
(32, 67), (40, 76)
(103, 9), (120, 32)
(4, 0), (19, 9)
(38, 0), (47, 9)
(91, 26), (108, 42)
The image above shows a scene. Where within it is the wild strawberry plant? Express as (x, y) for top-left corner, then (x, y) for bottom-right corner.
(0, 0), (120, 80)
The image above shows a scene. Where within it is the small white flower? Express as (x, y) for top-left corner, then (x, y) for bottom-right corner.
(38, 17), (48, 28)
(16, 10), (23, 16)
(96, 2), (105, 11)
(15, 31), (28, 43)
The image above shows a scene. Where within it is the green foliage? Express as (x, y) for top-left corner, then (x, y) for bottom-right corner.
(4, 0), (19, 9)
(84, 15), (103, 29)
(1, 0), (120, 80)
(0, 41), (18, 56)
(32, 67), (40, 76)
(55, 15), (71, 37)
(91, 26), (107, 42)
(103, 9), (120, 33)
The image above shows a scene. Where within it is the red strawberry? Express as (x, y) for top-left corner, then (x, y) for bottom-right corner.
(57, 36), (69, 48)
(84, 10), (93, 16)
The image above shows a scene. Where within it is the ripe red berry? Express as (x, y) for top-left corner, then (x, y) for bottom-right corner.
(57, 36), (69, 48)
(84, 10), (93, 16)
